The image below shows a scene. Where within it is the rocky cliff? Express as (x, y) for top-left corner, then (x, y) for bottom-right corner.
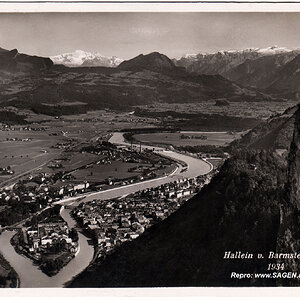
(276, 104), (300, 285)
(286, 104), (300, 206)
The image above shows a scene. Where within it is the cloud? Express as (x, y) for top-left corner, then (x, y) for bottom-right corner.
(131, 27), (168, 38)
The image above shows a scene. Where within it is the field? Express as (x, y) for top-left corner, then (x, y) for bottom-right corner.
(70, 161), (176, 183)
(139, 99), (299, 120)
(0, 130), (64, 186)
(0, 98), (293, 188)
(133, 131), (244, 147)
(50, 152), (99, 172)
(0, 108), (174, 188)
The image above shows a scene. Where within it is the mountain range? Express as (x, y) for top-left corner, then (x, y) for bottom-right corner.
(175, 46), (298, 75)
(175, 46), (300, 99)
(2, 45), (300, 116)
(0, 48), (270, 116)
(3, 45), (299, 102)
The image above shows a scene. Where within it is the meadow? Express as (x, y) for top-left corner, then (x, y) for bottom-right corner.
(139, 99), (299, 120)
(0, 109), (171, 187)
(133, 131), (244, 147)
(0, 129), (64, 185)
(70, 161), (175, 183)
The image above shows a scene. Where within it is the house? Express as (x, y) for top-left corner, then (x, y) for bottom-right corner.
(88, 224), (100, 232)
(155, 212), (164, 218)
(176, 191), (183, 198)
(41, 238), (52, 246)
(129, 233), (139, 240)
(74, 182), (89, 191)
(183, 190), (191, 196)
(27, 229), (38, 236)
(63, 238), (72, 244)
(96, 232), (106, 244)
(168, 191), (175, 198)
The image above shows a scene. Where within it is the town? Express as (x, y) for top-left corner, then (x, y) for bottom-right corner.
(0, 140), (216, 280)
(0, 107), (222, 285)
(72, 172), (215, 259)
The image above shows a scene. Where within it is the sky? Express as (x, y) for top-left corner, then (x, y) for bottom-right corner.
(1, 12), (300, 59)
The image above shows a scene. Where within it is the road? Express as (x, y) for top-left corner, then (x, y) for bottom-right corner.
(0, 153), (60, 188)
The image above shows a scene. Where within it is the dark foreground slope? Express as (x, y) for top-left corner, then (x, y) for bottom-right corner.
(69, 149), (287, 287)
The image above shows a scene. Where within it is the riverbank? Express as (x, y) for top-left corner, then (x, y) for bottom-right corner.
(56, 162), (179, 206)
(10, 219), (79, 278)
(0, 208), (94, 287)
(68, 210), (99, 265)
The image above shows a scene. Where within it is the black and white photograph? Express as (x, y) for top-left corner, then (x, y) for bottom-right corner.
(0, 5), (299, 296)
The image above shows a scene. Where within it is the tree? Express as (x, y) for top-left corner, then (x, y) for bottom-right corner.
(69, 228), (79, 242)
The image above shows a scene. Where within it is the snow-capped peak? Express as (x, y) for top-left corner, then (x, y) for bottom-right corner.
(182, 53), (198, 59)
(50, 50), (124, 67)
(179, 46), (297, 60)
(257, 45), (292, 55)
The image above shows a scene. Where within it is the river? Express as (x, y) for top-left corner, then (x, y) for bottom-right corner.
(0, 132), (211, 287)
(109, 132), (211, 177)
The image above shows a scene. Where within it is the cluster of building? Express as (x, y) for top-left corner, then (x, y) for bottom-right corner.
(0, 124), (46, 131)
(91, 148), (125, 165)
(73, 174), (212, 258)
(55, 182), (90, 197)
(18, 221), (78, 261)
(0, 171), (90, 204)
(84, 141), (172, 165)
(0, 184), (50, 205)
(139, 176), (210, 200)
(48, 163), (63, 169)
(5, 137), (33, 142)
(51, 140), (74, 149)
(180, 134), (207, 140)
(0, 167), (14, 176)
